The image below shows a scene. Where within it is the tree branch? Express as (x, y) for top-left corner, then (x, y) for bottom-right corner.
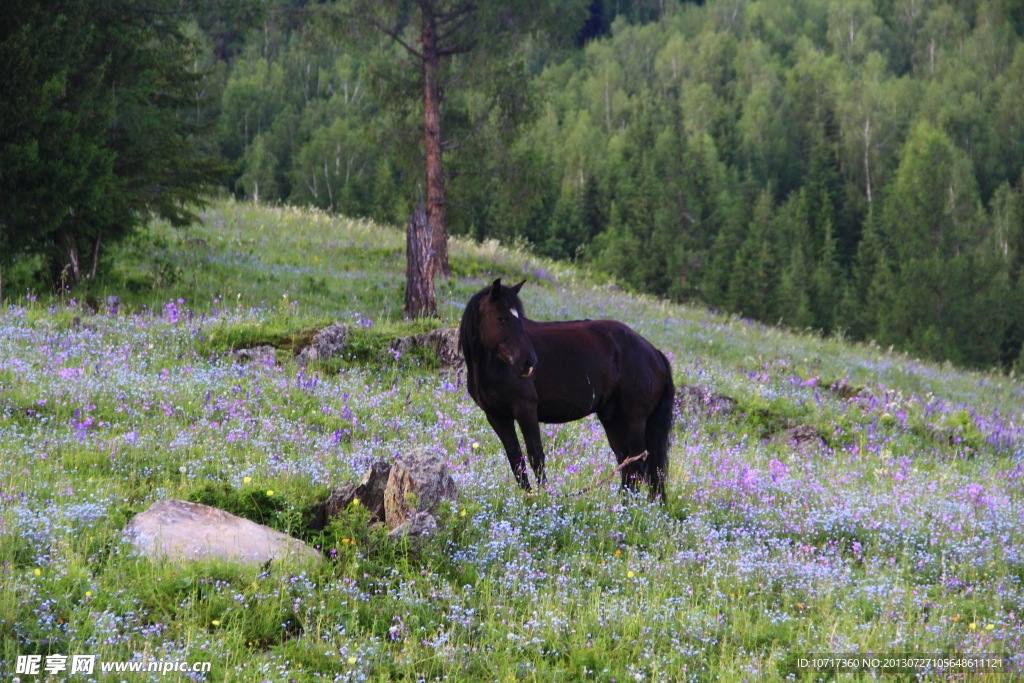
(435, 5), (476, 23)
(363, 15), (424, 61)
(439, 86), (501, 151)
(438, 42), (476, 56)
(437, 13), (476, 43)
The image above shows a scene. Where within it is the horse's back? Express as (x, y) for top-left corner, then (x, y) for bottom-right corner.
(528, 318), (663, 368)
(526, 318), (668, 422)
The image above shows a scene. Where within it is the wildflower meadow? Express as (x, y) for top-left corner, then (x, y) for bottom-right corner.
(1, 202), (1022, 681)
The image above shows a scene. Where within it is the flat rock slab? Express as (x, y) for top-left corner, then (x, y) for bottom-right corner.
(124, 499), (321, 565)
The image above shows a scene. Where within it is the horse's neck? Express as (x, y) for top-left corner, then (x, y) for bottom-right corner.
(466, 342), (491, 366)
(466, 344), (503, 374)
(463, 344), (494, 399)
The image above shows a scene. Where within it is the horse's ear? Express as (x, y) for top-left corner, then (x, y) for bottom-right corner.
(511, 280), (525, 294)
(490, 278), (502, 299)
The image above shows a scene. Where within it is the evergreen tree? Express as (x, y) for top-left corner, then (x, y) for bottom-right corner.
(874, 121), (1007, 365)
(1, 0), (113, 291)
(593, 201), (642, 286)
(705, 176), (758, 307)
(809, 215), (842, 331)
(777, 241), (813, 329)
(773, 190), (812, 328)
(581, 174), (607, 246)
(727, 188), (777, 321)
(1, 0), (225, 292)
(990, 177), (1024, 368)
(849, 209), (884, 339)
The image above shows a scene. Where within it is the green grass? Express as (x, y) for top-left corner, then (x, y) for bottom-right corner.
(0, 199), (1021, 681)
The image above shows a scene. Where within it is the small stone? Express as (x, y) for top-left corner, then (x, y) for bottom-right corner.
(297, 322), (350, 365)
(675, 385), (737, 417)
(311, 460), (392, 529)
(388, 327), (463, 367)
(829, 379), (874, 403)
(388, 511), (438, 539)
(389, 335), (419, 357)
(234, 345), (277, 364)
(769, 424), (827, 451)
(422, 327), (463, 367)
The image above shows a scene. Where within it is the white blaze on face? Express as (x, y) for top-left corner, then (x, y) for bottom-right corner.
(510, 309), (519, 319)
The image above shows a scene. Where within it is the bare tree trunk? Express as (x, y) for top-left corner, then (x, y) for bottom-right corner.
(420, 4), (450, 278)
(404, 195), (436, 318)
(88, 236), (101, 281)
(862, 116), (873, 206)
(66, 234), (82, 284)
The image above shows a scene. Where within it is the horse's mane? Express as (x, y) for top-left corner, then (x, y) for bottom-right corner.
(458, 289), (486, 357)
(459, 282), (527, 358)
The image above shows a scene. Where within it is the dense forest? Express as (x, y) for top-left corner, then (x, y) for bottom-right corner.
(4, 0), (1024, 369)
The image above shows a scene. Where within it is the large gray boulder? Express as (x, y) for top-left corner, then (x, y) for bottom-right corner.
(297, 322), (350, 365)
(124, 499), (321, 565)
(383, 447), (458, 532)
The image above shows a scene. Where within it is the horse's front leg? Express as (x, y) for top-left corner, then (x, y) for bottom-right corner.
(486, 412), (532, 491)
(515, 410), (547, 487)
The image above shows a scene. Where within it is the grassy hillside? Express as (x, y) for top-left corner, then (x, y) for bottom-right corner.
(1, 201), (1022, 681)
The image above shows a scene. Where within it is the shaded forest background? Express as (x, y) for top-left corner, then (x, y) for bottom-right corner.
(211, 0), (1024, 370)
(6, 0), (1024, 370)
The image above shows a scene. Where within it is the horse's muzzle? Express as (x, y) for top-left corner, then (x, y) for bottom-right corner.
(499, 344), (536, 378)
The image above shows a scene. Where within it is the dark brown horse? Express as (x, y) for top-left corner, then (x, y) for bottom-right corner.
(459, 279), (674, 500)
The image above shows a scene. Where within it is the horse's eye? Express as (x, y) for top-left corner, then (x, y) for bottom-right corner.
(497, 316), (508, 323)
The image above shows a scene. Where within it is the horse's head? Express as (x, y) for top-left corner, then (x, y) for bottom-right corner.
(475, 278), (537, 378)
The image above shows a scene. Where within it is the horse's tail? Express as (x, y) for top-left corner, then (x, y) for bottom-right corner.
(645, 351), (674, 500)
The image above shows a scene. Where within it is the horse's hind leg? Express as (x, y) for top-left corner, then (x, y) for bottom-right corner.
(486, 413), (532, 491)
(619, 419), (650, 493)
(598, 412), (648, 494)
